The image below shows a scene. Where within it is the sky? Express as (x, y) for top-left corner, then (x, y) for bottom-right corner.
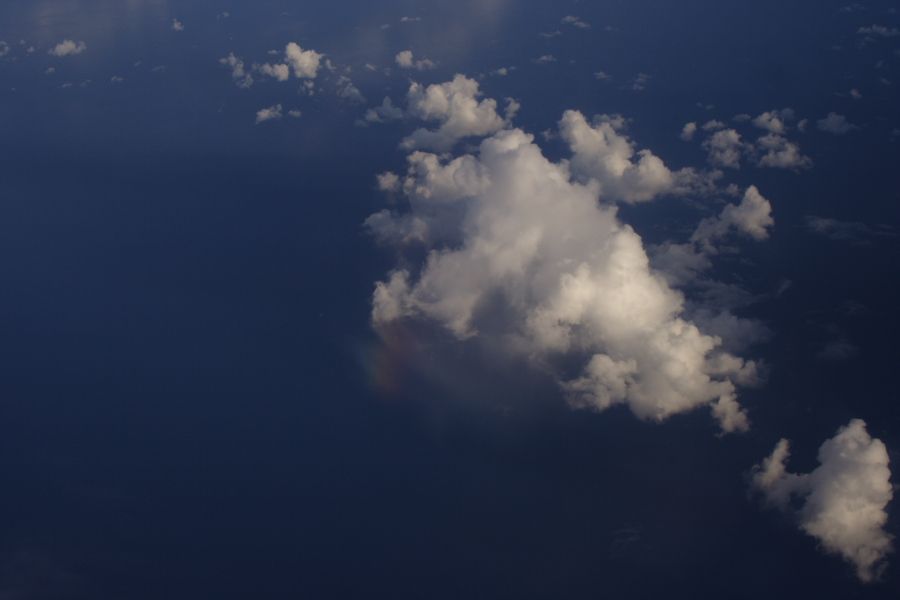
(1, 1), (899, 598)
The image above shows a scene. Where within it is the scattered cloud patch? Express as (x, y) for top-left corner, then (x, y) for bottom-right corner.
(220, 53), (254, 88)
(817, 112), (857, 134)
(172, 19), (184, 32)
(561, 15), (591, 29)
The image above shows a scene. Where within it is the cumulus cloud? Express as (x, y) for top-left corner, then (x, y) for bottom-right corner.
(219, 53), (253, 88)
(400, 74), (512, 151)
(691, 185), (774, 248)
(0, 41), (9, 58)
(561, 111), (696, 203)
(703, 129), (745, 169)
(48, 40), (86, 57)
(817, 113), (858, 135)
(753, 420), (894, 582)
(172, 19), (184, 32)
(369, 109), (764, 432)
(755, 133), (813, 170)
(335, 75), (365, 103)
(395, 50), (435, 71)
(255, 104), (283, 124)
(284, 42), (323, 79)
(680, 122), (698, 141)
(752, 108), (796, 134)
(257, 62), (290, 82)
(651, 185), (774, 307)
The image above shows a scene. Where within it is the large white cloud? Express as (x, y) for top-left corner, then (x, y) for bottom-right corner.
(753, 420), (894, 582)
(369, 108), (766, 432)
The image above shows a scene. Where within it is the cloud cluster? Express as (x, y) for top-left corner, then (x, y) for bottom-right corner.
(395, 50), (435, 71)
(753, 420), (894, 582)
(49, 40), (86, 57)
(691, 109), (811, 170)
(221, 43), (324, 90)
(368, 87), (768, 432)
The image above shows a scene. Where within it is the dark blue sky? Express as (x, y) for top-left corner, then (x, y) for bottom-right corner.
(1, 1), (899, 598)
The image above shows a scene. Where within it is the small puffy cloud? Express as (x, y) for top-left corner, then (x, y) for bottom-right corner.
(535, 54), (557, 64)
(703, 129), (745, 169)
(594, 70), (610, 81)
(363, 97), (404, 124)
(220, 53), (254, 88)
(561, 15), (591, 29)
(336, 75), (365, 103)
(752, 108), (795, 134)
(172, 19), (184, 32)
(756, 134), (813, 170)
(255, 104), (283, 124)
(0, 41), (9, 57)
(692, 185), (774, 247)
(753, 420), (894, 582)
(702, 120), (726, 131)
(817, 112), (858, 135)
(257, 62), (290, 81)
(857, 24), (900, 37)
(49, 39), (86, 57)
(284, 42), (322, 79)
(401, 74), (511, 151)
(680, 122), (698, 141)
(395, 50), (435, 71)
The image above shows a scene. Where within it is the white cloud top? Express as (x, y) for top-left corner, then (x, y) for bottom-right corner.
(395, 50), (435, 71)
(255, 104), (283, 124)
(49, 40), (87, 57)
(284, 42), (322, 79)
(753, 420), (894, 582)
(401, 74), (511, 151)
